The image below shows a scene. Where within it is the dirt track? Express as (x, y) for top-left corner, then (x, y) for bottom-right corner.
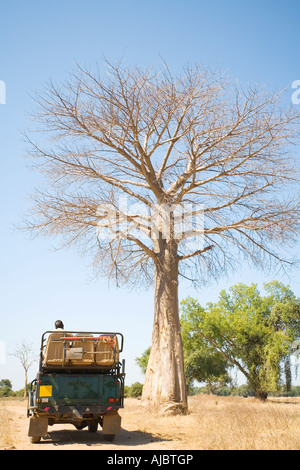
(0, 399), (174, 450)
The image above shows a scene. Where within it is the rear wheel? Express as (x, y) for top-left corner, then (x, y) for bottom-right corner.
(88, 421), (98, 433)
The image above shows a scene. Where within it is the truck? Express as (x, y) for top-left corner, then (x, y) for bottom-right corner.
(27, 330), (125, 443)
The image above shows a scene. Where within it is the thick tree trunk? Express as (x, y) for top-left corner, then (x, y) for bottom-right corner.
(255, 389), (268, 401)
(141, 243), (188, 414)
(24, 372), (28, 398)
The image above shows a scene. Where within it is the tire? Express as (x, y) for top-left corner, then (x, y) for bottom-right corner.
(88, 421), (98, 433)
(75, 421), (88, 430)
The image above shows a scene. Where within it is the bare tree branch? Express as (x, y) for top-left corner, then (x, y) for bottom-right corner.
(25, 60), (300, 288)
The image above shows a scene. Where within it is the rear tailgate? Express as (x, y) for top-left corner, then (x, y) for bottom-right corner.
(37, 374), (121, 409)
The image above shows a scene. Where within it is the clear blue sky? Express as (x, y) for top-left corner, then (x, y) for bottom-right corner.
(0, 0), (300, 390)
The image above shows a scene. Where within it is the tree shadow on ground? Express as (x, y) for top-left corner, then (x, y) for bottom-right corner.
(40, 427), (170, 447)
(268, 398), (300, 405)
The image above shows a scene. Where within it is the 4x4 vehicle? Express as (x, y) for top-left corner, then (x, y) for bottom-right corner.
(27, 330), (125, 443)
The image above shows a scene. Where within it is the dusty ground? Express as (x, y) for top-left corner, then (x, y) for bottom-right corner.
(0, 395), (300, 450)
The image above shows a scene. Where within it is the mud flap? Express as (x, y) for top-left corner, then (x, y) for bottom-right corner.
(28, 416), (48, 437)
(102, 410), (121, 435)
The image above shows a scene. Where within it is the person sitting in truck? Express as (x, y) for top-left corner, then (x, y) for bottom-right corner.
(55, 320), (64, 330)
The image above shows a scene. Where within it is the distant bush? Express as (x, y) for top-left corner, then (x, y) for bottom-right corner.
(0, 387), (15, 397)
(0, 379), (15, 397)
(189, 384), (300, 397)
(124, 382), (143, 398)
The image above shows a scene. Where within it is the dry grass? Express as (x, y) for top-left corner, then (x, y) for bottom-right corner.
(0, 397), (25, 449)
(0, 395), (299, 450)
(121, 395), (300, 450)
(0, 405), (12, 448)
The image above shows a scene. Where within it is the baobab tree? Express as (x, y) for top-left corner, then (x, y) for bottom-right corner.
(26, 61), (300, 413)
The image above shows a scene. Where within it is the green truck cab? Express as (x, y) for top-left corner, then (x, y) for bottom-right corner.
(27, 330), (125, 443)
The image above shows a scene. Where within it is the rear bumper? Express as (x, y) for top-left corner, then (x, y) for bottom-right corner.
(29, 405), (120, 424)
(36, 403), (106, 415)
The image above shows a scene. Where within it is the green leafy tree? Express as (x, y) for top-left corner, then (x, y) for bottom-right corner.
(0, 379), (13, 397)
(180, 281), (300, 400)
(181, 314), (232, 393)
(135, 347), (151, 375)
(130, 382), (144, 398)
(0, 379), (12, 389)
